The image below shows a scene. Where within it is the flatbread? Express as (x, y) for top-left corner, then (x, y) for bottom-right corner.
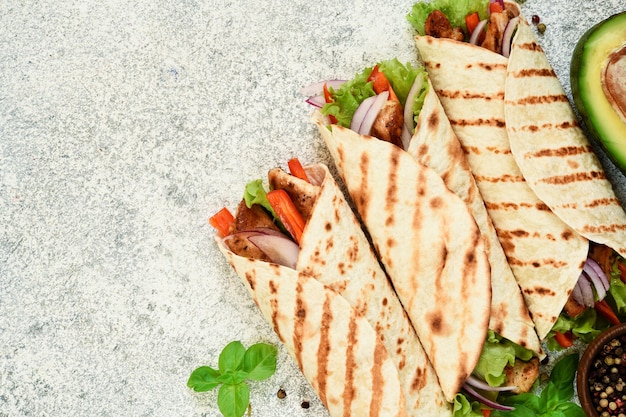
(407, 79), (540, 354)
(316, 120), (491, 401)
(217, 239), (407, 417)
(505, 19), (626, 258)
(219, 163), (452, 416)
(414, 35), (589, 340)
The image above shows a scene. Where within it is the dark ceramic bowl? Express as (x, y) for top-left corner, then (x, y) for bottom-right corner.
(577, 323), (626, 417)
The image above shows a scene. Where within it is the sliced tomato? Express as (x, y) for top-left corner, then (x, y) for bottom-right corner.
(209, 207), (235, 236)
(288, 158), (310, 183)
(481, 410), (492, 417)
(554, 331), (574, 348)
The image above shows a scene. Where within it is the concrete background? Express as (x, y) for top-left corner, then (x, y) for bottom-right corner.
(1, 0), (624, 415)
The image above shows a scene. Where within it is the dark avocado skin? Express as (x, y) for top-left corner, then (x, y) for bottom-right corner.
(571, 11), (626, 175)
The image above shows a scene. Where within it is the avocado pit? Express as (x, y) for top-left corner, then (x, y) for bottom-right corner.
(602, 45), (626, 124)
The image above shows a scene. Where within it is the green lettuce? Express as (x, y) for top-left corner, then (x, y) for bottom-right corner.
(243, 179), (277, 218)
(407, 0), (490, 35)
(321, 58), (429, 131)
(473, 330), (534, 387)
(453, 393), (483, 417)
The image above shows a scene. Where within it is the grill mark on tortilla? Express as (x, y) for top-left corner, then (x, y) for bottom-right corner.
(538, 171), (606, 185)
(435, 89), (504, 101)
(510, 68), (557, 78)
(369, 340), (385, 417)
(525, 145), (593, 158)
(293, 280), (306, 371)
(449, 117), (506, 128)
(507, 94), (569, 106)
(385, 148), (400, 227)
(507, 257), (569, 269)
(511, 120), (580, 133)
(523, 286), (556, 297)
(357, 151), (370, 215)
(341, 308), (357, 416)
(464, 62), (508, 71)
(316, 294), (331, 409)
(485, 201), (551, 211)
(517, 41), (544, 52)
(581, 223), (626, 234)
(485, 146), (511, 155)
(473, 174), (525, 183)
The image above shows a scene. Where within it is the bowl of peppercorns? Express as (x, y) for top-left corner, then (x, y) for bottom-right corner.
(578, 323), (626, 417)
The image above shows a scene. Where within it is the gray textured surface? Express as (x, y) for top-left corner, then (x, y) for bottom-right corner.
(1, 1), (624, 416)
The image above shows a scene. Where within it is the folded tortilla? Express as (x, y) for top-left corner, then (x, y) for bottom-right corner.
(505, 19), (626, 258)
(406, 77), (541, 354)
(314, 123), (492, 401)
(414, 18), (596, 340)
(217, 163), (452, 416)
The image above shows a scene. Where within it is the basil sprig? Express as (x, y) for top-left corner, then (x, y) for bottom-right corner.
(491, 353), (585, 417)
(188, 341), (278, 417)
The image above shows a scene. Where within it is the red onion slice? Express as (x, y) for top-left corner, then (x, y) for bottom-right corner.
(462, 383), (515, 411)
(587, 258), (610, 290)
(359, 91), (389, 135)
(571, 281), (584, 306)
(584, 258), (609, 301)
(501, 17), (520, 58)
(469, 19), (488, 45)
(465, 375), (518, 393)
(402, 74), (425, 136)
(306, 95), (326, 108)
(303, 165), (325, 186)
(248, 234), (300, 269)
(577, 274), (595, 307)
(300, 80), (346, 97)
(351, 95), (377, 132)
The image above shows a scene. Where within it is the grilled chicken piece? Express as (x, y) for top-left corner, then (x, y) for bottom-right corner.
(268, 168), (319, 223)
(563, 296), (586, 319)
(225, 199), (281, 260)
(371, 100), (404, 148)
(504, 357), (540, 394)
(481, 11), (512, 53)
(424, 10), (464, 41)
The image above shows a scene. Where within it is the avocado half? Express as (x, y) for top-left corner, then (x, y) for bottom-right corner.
(571, 11), (626, 174)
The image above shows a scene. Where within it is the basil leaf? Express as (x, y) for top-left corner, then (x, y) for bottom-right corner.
(550, 353), (578, 394)
(500, 392), (540, 410)
(218, 382), (250, 417)
(243, 343), (278, 381)
(219, 341), (246, 373)
(553, 402), (586, 417)
(218, 369), (250, 385)
(187, 366), (221, 392)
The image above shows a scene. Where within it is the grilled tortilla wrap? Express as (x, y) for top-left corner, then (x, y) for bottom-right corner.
(314, 123), (492, 401)
(505, 19), (626, 258)
(218, 241), (407, 417)
(414, 32), (589, 340)
(406, 78), (540, 354)
(218, 163), (452, 416)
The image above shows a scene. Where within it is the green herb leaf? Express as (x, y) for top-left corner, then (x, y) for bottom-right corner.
(553, 402), (586, 417)
(243, 343), (278, 381)
(187, 366), (222, 392)
(219, 341), (246, 373)
(218, 369), (250, 385)
(218, 382), (250, 417)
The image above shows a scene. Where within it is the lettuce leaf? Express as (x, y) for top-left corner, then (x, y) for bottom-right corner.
(321, 68), (375, 128)
(407, 0), (490, 35)
(321, 59), (429, 131)
(473, 330), (534, 387)
(453, 393), (483, 417)
(243, 179), (277, 218)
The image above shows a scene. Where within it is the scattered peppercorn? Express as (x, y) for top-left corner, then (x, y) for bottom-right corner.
(532, 14), (540, 24)
(301, 400), (310, 409)
(277, 388), (286, 399)
(537, 23), (546, 34)
(588, 335), (626, 416)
